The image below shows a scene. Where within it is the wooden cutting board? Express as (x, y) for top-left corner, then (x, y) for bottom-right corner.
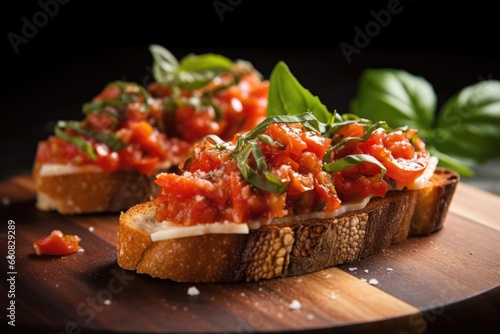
(1, 175), (499, 334)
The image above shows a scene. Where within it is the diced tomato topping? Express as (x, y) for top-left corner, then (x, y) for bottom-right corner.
(33, 230), (82, 256)
(154, 123), (342, 226)
(35, 65), (269, 176)
(359, 129), (429, 185)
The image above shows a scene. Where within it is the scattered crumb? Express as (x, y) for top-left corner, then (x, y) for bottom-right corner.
(187, 286), (200, 296)
(103, 299), (111, 306)
(88, 226), (95, 232)
(348, 267), (357, 271)
(296, 278), (303, 283)
(360, 278), (367, 282)
(369, 278), (379, 285)
(307, 314), (314, 320)
(289, 300), (302, 310)
(240, 292), (246, 297)
(470, 252), (473, 255)
(330, 292), (337, 300)
(2, 197), (10, 206)
(324, 273), (332, 279)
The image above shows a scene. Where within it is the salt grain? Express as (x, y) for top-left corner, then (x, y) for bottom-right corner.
(364, 269), (369, 273)
(88, 226), (95, 232)
(348, 267), (357, 271)
(289, 300), (302, 310)
(330, 292), (337, 300)
(103, 299), (111, 305)
(387, 267), (393, 271)
(368, 278), (379, 285)
(187, 286), (200, 296)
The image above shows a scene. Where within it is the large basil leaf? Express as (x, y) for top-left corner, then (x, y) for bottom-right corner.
(433, 80), (500, 163)
(178, 53), (233, 90)
(150, 45), (234, 91)
(149, 44), (179, 86)
(350, 69), (436, 135)
(267, 61), (332, 124)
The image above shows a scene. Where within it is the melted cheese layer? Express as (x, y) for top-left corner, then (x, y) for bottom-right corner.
(38, 160), (173, 177)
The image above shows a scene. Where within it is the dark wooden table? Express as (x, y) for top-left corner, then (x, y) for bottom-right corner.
(1, 174), (499, 333)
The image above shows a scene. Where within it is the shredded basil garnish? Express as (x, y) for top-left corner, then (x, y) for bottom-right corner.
(55, 127), (97, 161)
(57, 120), (126, 152)
(323, 154), (387, 179)
(82, 81), (150, 117)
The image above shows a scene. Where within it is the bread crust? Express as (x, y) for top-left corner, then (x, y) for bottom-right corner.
(117, 168), (459, 283)
(33, 163), (164, 214)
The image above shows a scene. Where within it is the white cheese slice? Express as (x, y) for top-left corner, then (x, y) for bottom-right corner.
(38, 164), (103, 176)
(151, 222), (249, 241)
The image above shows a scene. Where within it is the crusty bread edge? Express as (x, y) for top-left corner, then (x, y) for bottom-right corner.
(117, 168), (459, 283)
(33, 162), (167, 214)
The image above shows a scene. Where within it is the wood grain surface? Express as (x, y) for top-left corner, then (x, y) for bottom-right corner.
(1, 175), (499, 334)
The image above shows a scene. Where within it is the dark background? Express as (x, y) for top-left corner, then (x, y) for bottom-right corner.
(2, 0), (499, 179)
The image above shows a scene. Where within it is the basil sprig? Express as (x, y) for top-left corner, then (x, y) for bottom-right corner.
(350, 69), (500, 177)
(267, 61), (333, 126)
(149, 44), (234, 91)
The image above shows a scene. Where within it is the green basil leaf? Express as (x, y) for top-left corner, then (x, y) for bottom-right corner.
(55, 127), (97, 161)
(178, 70), (227, 91)
(233, 143), (289, 194)
(350, 69), (436, 134)
(237, 113), (322, 149)
(83, 81), (150, 116)
(426, 146), (474, 177)
(179, 53), (233, 72)
(178, 53), (233, 90)
(433, 80), (500, 164)
(149, 44), (180, 86)
(268, 61), (332, 124)
(323, 154), (387, 179)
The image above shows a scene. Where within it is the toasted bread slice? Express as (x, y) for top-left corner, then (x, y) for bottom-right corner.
(33, 162), (170, 214)
(117, 168), (459, 283)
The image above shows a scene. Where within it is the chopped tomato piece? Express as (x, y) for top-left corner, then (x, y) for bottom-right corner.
(360, 129), (429, 185)
(33, 230), (82, 256)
